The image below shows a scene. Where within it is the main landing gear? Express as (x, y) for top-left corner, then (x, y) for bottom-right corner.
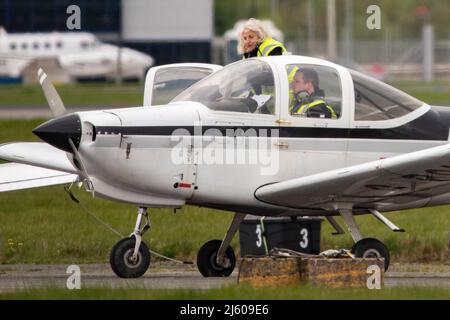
(197, 213), (246, 277)
(195, 207), (400, 277)
(109, 207), (398, 278)
(110, 207), (151, 278)
(108, 207), (245, 278)
(329, 207), (405, 271)
(351, 238), (390, 268)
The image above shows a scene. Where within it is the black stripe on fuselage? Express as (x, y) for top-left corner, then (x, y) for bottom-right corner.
(95, 108), (450, 141)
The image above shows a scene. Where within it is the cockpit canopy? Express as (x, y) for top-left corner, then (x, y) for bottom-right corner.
(173, 60), (276, 114)
(171, 57), (425, 124)
(350, 69), (423, 121)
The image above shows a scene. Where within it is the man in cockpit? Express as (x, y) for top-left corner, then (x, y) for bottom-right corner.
(290, 68), (337, 119)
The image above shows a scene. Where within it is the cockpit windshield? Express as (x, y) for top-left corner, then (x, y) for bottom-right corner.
(350, 69), (424, 121)
(172, 60), (276, 114)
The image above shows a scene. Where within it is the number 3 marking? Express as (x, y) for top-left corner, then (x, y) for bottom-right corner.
(256, 225), (262, 248)
(300, 228), (308, 249)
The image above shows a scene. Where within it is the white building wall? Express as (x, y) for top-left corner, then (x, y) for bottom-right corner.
(122, 0), (213, 41)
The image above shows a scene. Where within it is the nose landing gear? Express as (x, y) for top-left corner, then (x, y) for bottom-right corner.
(110, 207), (151, 278)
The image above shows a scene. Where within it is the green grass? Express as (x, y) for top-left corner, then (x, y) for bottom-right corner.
(0, 119), (450, 265)
(388, 80), (450, 106)
(0, 118), (44, 142)
(0, 187), (236, 264)
(0, 81), (449, 108)
(320, 208), (450, 262)
(0, 284), (449, 300)
(0, 83), (144, 107)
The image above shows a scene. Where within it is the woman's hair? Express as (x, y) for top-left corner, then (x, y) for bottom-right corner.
(237, 18), (271, 54)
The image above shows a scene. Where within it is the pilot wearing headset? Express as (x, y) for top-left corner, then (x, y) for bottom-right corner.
(289, 68), (337, 119)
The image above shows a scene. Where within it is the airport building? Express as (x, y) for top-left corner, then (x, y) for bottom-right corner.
(0, 0), (213, 65)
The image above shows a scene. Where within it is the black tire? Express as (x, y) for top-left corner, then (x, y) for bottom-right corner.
(197, 240), (236, 277)
(110, 237), (151, 278)
(351, 238), (390, 271)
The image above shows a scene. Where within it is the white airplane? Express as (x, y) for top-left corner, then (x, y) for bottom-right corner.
(0, 28), (154, 80)
(1, 55), (449, 278)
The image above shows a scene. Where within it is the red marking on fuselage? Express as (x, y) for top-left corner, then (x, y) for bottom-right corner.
(179, 183), (192, 188)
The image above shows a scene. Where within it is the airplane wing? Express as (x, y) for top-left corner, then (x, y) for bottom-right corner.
(0, 142), (78, 192)
(255, 143), (450, 212)
(0, 163), (76, 192)
(0, 142), (78, 174)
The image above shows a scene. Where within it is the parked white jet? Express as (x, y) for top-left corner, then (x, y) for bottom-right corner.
(1, 55), (449, 278)
(0, 28), (153, 80)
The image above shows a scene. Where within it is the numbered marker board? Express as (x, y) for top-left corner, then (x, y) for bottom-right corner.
(239, 217), (322, 257)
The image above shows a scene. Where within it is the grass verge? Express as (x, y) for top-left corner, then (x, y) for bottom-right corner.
(0, 81), (448, 107)
(0, 284), (449, 299)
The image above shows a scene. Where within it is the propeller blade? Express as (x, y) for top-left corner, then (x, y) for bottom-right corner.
(68, 138), (95, 197)
(37, 68), (67, 118)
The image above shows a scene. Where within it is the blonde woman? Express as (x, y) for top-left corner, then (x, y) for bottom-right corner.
(238, 18), (286, 59)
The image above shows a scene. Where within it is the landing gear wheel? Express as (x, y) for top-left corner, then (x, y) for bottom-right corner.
(197, 240), (236, 277)
(110, 237), (151, 278)
(351, 238), (390, 271)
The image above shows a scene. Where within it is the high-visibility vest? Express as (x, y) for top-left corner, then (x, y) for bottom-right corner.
(286, 65), (298, 82)
(257, 38), (287, 57)
(292, 99), (337, 119)
(243, 39), (286, 115)
(243, 38), (287, 60)
(286, 65), (300, 110)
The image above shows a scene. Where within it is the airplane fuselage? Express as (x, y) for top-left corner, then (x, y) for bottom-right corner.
(33, 101), (450, 217)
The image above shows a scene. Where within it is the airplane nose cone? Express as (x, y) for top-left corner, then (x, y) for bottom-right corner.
(32, 113), (81, 153)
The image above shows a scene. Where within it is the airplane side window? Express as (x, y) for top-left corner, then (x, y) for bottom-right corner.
(287, 64), (341, 119)
(44, 42), (51, 49)
(152, 67), (213, 105)
(173, 60), (276, 115)
(56, 41), (63, 49)
(21, 43), (28, 50)
(350, 69), (423, 121)
(9, 43), (16, 50)
(33, 42), (39, 50)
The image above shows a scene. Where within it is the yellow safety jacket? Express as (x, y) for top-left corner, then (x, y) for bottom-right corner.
(286, 65), (299, 104)
(257, 38), (287, 57)
(286, 65), (298, 82)
(243, 38), (287, 60)
(243, 39), (287, 115)
(291, 98), (337, 119)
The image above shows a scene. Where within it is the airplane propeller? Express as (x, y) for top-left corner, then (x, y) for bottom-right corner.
(37, 68), (67, 117)
(35, 68), (94, 196)
(68, 137), (95, 197)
